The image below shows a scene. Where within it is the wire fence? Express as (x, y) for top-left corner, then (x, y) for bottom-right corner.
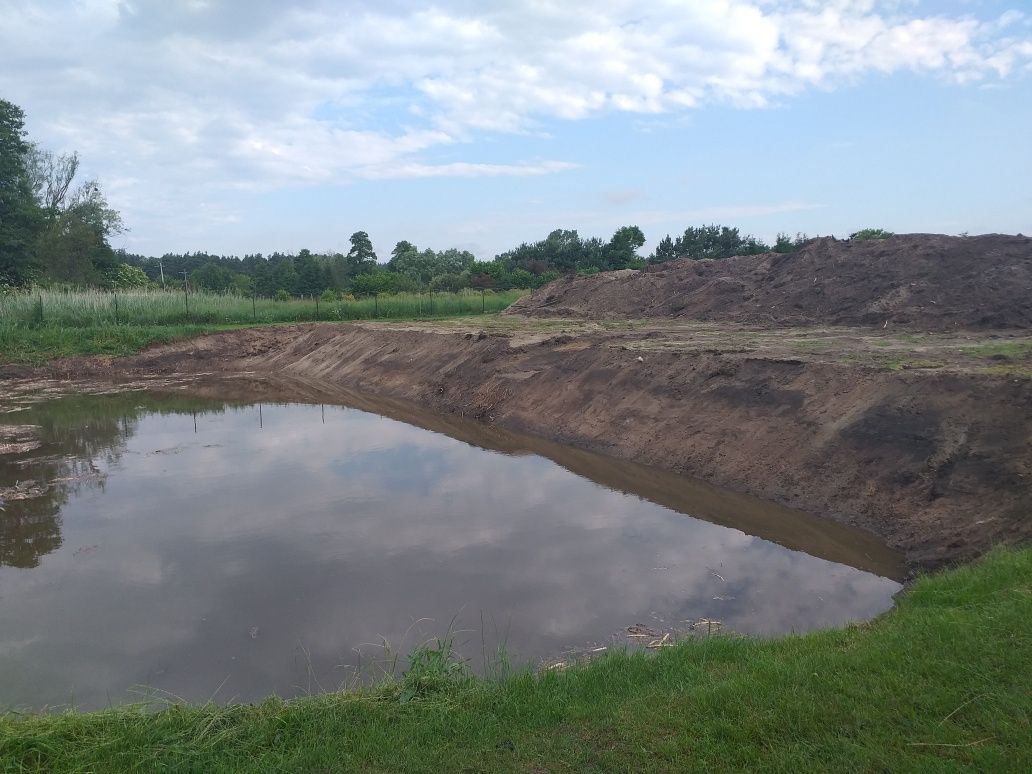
(0, 288), (526, 329)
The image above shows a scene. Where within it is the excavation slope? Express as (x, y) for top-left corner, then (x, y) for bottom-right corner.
(509, 233), (1032, 331)
(16, 322), (1031, 571)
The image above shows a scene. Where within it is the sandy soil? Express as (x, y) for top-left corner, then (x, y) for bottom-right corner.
(4, 318), (1029, 572)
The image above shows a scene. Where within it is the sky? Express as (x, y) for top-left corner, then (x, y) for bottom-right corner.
(1, 0), (1030, 260)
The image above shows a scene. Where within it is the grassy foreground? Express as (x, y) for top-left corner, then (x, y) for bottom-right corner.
(2, 549), (1029, 772)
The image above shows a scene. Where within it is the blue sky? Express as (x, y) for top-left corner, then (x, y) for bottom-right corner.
(1, 1), (1030, 259)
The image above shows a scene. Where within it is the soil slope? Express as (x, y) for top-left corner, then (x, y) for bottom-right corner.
(509, 233), (1032, 331)
(11, 322), (1030, 571)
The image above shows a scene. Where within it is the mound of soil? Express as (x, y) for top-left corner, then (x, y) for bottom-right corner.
(509, 233), (1032, 330)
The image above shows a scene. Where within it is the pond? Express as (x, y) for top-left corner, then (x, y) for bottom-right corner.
(0, 379), (903, 710)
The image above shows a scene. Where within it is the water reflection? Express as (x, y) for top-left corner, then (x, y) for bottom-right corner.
(0, 386), (903, 710)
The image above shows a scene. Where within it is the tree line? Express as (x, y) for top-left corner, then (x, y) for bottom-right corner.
(3, 97), (824, 299)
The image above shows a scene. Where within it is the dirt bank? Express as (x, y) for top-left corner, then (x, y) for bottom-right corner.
(509, 233), (1032, 331)
(6, 321), (1029, 571)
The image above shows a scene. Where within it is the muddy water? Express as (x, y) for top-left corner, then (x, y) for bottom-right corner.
(0, 385), (902, 710)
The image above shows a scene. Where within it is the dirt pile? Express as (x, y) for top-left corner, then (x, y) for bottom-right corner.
(509, 233), (1032, 330)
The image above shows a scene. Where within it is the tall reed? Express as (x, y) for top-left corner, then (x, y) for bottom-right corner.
(0, 287), (525, 329)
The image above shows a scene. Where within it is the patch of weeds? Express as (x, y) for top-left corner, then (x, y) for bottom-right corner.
(399, 635), (470, 702)
(962, 340), (1032, 360)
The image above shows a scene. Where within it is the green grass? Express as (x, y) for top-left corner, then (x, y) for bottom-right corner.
(0, 324), (237, 365)
(0, 288), (523, 328)
(961, 340), (1032, 361)
(0, 288), (526, 366)
(2, 548), (1029, 772)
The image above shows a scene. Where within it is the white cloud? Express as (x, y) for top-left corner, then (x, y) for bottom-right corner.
(0, 0), (1028, 250)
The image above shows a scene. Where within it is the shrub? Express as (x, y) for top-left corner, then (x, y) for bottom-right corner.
(850, 228), (894, 241)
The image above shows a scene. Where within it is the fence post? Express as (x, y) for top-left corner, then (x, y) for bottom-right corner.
(252, 292), (257, 322)
(38, 293), (44, 325)
(315, 295), (320, 319)
(374, 293), (378, 317)
(429, 287), (434, 317)
(481, 288), (485, 313)
(114, 294), (119, 325)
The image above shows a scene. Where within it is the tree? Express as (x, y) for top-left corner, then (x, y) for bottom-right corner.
(272, 258), (298, 296)
(650, 235), (677, 263)
(604, 225), (646, 269)
(774, 232), (810, 253)
(191, 261), (235, 293)
(34, 179), (125, 283)
(347, 231), (377, 269)
(253, 261), (276, 297)
(542, 228), (586, 272)
(648, 224), (770, 263)
(26, 147), (78, 217)
(295, 249), (328, 296)
(0, 99), (40, 284)
(388, 240), (417, 269)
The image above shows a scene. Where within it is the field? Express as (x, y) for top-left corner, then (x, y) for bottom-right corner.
(0, 287), (523, 327)
(0, 288), (525, 365)
(2, 548), (1028, 771)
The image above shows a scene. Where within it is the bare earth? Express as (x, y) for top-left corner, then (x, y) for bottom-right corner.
(510, 233), (1032, 331)
(4, 315), (1030, 572)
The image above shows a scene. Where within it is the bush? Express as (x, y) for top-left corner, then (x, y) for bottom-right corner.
(319, 288), (338, 303)
(850, 228), (894, 241)
(107, 264), (151, 289)
(274, 289), (290, 302)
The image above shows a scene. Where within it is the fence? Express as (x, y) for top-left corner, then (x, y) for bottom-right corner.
(0, 288), (524, 329)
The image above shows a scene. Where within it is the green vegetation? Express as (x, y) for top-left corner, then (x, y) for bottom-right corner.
(850, 227), (895, 241)
(0, 287), (523, 328)
(0, 287), (525, 365)
(1, 100), (124, 288)
(651, 224), (799, 263)
(2, 548), (1028, 772)
(0, 324), (229, 366)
